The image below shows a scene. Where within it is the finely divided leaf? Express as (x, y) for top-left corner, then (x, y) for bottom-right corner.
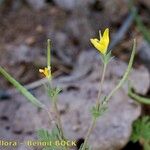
(131, 116), (150, 143)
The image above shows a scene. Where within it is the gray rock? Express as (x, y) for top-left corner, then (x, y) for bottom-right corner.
(5, 44), (42, 65)
(1, 51), (149, 150)
(26, 0), (46, 10)
(16, 51), (148, 150)
(137, 40), (150, 70)
(52, 51), (146, 150)
(54, 0), (93, 10)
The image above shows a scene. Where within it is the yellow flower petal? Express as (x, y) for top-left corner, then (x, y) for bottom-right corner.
(99, 28), (109, 54)
(90, 28), (110, 55)
(90, 39), (101, 52)
(39, 67), (51, 79)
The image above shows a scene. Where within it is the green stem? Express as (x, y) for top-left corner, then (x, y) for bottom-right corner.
(46, 39), (68, 150)
(53, 100), (65, 139)
(53, 101), (69, 150)
(44, 107), (55, 126)
(97, 63), (107, 105)
(47, 39), (51, 68)
(82, 58), (107, 150)
(128, 88), (150, 105)
(81, 118), (97, 150)
(105, 39), (136, 103)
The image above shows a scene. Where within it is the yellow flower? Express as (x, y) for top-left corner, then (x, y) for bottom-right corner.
(90, 28), (109, 55)
(39, 67), (51, 79)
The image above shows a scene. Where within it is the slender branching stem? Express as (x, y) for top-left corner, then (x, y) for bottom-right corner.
(53, 101), (69, 150)
(46, 39), (68, 149)
(47, 39), (51, 68)
(105, 39), (136, 103)
(51, 95), (68, 150)
(97, 63), (107, 105)
(82, 62), (107, 150)
(82, 39), (136, 150)
(81, 118), (97, 150)
(49, 81), (66, 139)
(44, 107), (55, 126)
(53, 100), (65, 139)
(128, 88), (150, 105)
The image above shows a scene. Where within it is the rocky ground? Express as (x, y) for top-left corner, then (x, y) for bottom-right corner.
(0, 0), (150, 150)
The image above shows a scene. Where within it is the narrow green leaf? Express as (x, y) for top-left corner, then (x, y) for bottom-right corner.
(105, 39), (136, 102)
(0, 66), (43, 108)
